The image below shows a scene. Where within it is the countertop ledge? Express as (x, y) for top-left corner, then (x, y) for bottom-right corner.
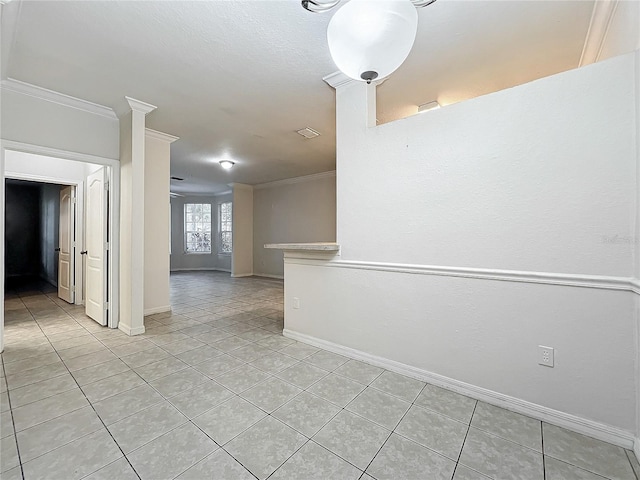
(264, 242), (340, 252)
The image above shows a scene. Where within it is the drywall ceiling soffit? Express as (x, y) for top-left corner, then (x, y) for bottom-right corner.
(4, 0), (595, 194)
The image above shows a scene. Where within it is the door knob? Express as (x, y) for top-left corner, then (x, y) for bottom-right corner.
(80, 251), (88, 255)
(54, 248), (60, 252)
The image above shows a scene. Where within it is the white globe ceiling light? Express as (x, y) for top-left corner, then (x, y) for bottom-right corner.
(303, 0), (437, 83)
(219, 160), (235, 170)
(328, 0), (418, 83)
(303, 0), (436, 13)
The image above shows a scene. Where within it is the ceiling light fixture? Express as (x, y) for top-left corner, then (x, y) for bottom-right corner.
(303, 0), (437, 83)
(418, 101), (440, 113)
(219, 160), (235, 170)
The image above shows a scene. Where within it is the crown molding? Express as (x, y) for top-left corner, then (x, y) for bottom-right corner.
(169, 190), (232, 198)
(579, 0), (619, 66)
(1, 78), (117, 119)
(323, 71), (356, 89)
(1, 139), (119, 164)
(229, 182), (253, 191)
(125, 96), (157, 115)
(253, 170), (336, 190)
(145, 128), (179, 143)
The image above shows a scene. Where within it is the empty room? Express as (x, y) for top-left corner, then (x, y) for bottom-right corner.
(1, 0), (639, 479)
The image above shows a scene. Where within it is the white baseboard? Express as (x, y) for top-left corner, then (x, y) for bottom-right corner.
(170, 267), (231, 273)
(231, 273), (254, 278)
(144, 305), (171, 316)
(118, 323), (145, 336)
(634, 437), (640, 463)
(284, 329), (636, 449)
(253, 273), (284, 280)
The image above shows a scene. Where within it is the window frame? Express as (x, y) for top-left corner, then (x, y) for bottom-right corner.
(183, 203), (213, 254)
(218, 201), (232, 255)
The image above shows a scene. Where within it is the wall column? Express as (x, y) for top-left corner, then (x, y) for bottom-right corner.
(144, 129), (178, 315)
(119, 97), (156, 335)
(323, 71), (376, 252)
(231, 183), (254, 277)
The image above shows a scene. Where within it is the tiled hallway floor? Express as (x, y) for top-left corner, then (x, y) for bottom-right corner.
(2, 272), (639, 480)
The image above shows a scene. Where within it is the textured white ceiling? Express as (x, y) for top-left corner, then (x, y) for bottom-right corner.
(2, 0), (594, 194)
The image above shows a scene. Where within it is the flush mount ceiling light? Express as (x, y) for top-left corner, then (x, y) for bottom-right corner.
(219, 160), (235, 170)
(303, 0), (437, 83)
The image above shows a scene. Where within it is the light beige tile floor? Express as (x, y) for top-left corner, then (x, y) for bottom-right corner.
(1, 272), (638, 480)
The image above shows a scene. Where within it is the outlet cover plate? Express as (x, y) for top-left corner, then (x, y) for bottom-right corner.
(538, 345), (554, 367)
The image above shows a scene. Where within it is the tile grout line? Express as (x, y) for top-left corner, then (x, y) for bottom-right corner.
(5, 291), (76, 480)
(541, 421), (546, 480)
(10, 274), (589, 480)
(78, 302), (281, 479)
(7, 293), (47, 480)
(627, 450), (640, 480)
(1, 337), (26, 480)
(178, 354), (363, 478)
(19, 295), (143, 480)
(451, 398), (478, 479)
(357, 381), (425, 478)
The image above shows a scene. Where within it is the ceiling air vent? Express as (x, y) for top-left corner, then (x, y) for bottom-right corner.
(171, 176), (184, 181)
(296, 127), (321, 139)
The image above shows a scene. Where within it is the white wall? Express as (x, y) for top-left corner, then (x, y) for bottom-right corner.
(253, 172), (336, 278)
(170, 193), (233, 272)
(0, 88), (119, 160)
(232, 184), (254, 277)
(144, 134), (171, 315)
(285, 52), (640, 444)
(337, 58), (636, 276)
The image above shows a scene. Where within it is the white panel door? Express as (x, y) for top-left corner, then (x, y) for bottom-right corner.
(58, 186), (75, 304)
(86, 168), (108, 325)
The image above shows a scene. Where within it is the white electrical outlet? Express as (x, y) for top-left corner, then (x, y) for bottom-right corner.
(293, 297), (300, 309)
(538, 345), (554, 367)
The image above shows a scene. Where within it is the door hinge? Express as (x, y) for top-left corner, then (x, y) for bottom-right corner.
(104, 302), (109, 311)
(104, 182), (110, 192)
(71, 285), (75, 293)
(72, 241), (77, 248)
(71, 196), (77, 204)
(105, 242), (110, 251)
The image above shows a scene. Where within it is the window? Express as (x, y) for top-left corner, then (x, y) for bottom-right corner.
(184, 203), (212, 253)
(219, 202), (232, 254)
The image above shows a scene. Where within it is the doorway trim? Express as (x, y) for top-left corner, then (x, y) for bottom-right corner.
(5, 173), (85, 307)
(0, 140), (120, 352)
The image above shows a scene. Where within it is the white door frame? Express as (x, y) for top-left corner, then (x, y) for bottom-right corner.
(5, 173), (84, 305)
(0, 140), (120, 352)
